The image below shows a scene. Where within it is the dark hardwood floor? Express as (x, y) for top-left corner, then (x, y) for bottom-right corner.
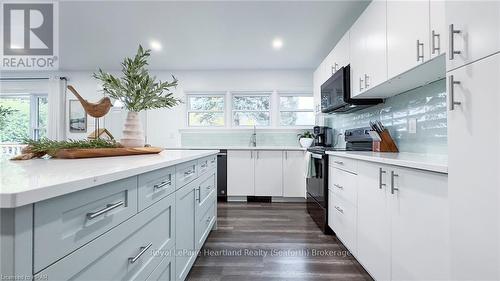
(187, 202), (373, 281)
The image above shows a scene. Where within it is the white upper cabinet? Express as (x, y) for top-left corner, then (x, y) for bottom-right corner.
(387, 0), (430, 79)
(429, 0), (446, 59)
(446, 1), (500, 70)
(447, 53), (500, 280)
(350, 0), (387, 97)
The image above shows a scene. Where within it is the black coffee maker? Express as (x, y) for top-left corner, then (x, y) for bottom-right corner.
(313, 126), (333, 147)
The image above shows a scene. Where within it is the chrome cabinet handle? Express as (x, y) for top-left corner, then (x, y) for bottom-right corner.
(250, 151), (253, 159)
(416, 40), (424, 62)
(197, 187), (201, 203)
(449, 24), (461, 60)
(359, 77), (364, 91)
(431, 30), (440, 54)
(334, 206), (344, 214)
(379, 168), (386, 189)
(334, 184), (343, 190)
(128, 242), (152, 264)
(256, 151), (259, 159)
(206, 216), (211, 223)
(210, 159), (216, 164)
(285, 151), (288, 160)
(391, 171), (399, 194)
(201, 162), (208, 168)
(334, 161), (344, 165)
(331, 63), (339, 74)
(448, 75), (462, 111)
(184, 169), (195, 176)
(87, 201), (124, 220)
(154, 180), (171, 190)
(364, 74), (370, 88)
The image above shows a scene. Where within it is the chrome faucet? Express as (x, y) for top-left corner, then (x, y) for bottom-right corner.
(249, 125), (257, 147)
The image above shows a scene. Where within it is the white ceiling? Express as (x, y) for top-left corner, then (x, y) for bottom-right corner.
(59, 1), (369, 71)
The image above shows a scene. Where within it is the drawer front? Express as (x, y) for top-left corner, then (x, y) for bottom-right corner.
(195, 194), (216, 250)
(146, 248), (175, 281)
(198, 172), (216, 204)
(207, 154), (217, 171)
(34, 177), (138, 272)
(329, 167), (357, 205)
(328, 190), (357, 254)
(176, 160), (198, 188)
(329, 155), (357, 174)
(139, 167), (176, 211)
(40, 194), (175, 281)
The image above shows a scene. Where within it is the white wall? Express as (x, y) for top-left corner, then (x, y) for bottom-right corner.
(61, 69), (313, 147)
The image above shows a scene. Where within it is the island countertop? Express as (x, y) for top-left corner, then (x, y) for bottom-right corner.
(0, 149), (219, 208)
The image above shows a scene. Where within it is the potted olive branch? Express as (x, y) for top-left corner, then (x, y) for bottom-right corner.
(93, 45), (181, 147)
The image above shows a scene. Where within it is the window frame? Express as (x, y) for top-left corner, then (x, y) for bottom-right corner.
(0, 93), (48, 141)
(278, 93), (314, 127)
(231, 93), (272, 127)
(186, 93), (226, 127)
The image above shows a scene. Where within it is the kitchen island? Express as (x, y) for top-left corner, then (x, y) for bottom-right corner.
(0, 150), (218, 281)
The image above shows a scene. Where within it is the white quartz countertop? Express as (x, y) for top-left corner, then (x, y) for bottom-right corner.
(325, 151), (448, 174)
(0, 150), (219, 208)
(166, 146), (306, 151)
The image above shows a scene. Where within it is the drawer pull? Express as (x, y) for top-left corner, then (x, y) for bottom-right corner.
(206, 186), (211, 190)
(197, 187), (201, 203)
(210, 159), (216, 164)
(333, 184), (343, 190)
(334, 161), (344, 165)
(201, 162), (208, 168)
(334, 206), (344, 214)
(153, 180), (171, 190)
(184, 170), (195, 176)
(87, 201), (124, 220)
(206, 216), (211, 223)
(128, 242), (152, 264)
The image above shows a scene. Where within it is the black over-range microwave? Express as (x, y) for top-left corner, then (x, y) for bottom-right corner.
(320, 65), (383, 113)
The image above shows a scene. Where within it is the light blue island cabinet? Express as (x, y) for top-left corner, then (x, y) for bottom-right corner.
(0, 150), (218, 281)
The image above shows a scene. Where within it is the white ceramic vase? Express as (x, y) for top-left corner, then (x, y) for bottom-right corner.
(299, 137), (314, 148)
(120, 111), (145, 148)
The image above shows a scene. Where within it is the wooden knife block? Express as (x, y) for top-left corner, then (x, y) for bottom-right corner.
(373, 129), (399, 152)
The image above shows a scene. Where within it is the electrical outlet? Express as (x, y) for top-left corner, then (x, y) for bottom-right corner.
(408, 118), (417, 134)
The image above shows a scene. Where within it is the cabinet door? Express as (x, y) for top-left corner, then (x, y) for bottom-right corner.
(227, 150), (255, 196)
(335, 31), (350, 69)
(390, 167), (449, 281)
(283, 151), (306, 198)
(448, 54), (500, 280)
(349, 11), (365, 97)
(430, 0), (446, 59)
(356, 161), (390, 281)
(313, 68), (322, 114)
(387, 0), (430, 79)
(175, 182), (197, 281)
(254, 150), (283, 196)
(362, 0), (387, 91)
(446, 1), (500, 70)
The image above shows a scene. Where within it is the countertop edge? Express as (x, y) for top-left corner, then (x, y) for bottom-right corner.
(0, 150), (219, 208)
(325, 151), (448, 174)
(165, 147), (307, 151)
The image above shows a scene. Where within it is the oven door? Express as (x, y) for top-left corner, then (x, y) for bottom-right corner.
(306, 153), (327, 208)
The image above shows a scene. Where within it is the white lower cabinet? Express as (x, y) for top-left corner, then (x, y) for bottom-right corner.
(228, 150), (305, 198)
(254, 150), (283, 196)
(356, 161), (391, 281)
(329, 158), (449, 281)
(227, 150), (255, 196)
(283, 151), (306, 198)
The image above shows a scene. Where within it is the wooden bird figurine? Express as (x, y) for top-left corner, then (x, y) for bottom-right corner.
(67, 85), (112, 118)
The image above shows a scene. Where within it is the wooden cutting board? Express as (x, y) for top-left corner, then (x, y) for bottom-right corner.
(54, 147), (163, 159)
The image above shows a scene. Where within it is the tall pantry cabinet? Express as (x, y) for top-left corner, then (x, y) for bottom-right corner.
(446, 2), (500, 279)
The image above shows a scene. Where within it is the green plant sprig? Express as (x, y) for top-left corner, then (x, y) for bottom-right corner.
(93, 45), (182, 112)
(23, 138), (120, 157)
(297, 131), (314, 139)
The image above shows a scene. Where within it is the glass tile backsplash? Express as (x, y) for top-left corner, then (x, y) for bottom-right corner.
(324, 79), (447, 154)
(181, 131), (303, 147)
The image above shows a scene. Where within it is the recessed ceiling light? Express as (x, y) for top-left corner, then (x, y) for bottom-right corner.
(149, 40), (162, 51)
(272, 38), (283, 50)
